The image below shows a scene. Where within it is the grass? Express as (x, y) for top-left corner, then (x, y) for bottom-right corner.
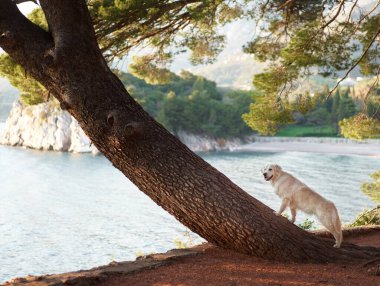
(276, 125), (338, 137)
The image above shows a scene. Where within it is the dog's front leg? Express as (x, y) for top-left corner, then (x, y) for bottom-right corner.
(290, 208), (297, 223)
(276, 200), (288, 216)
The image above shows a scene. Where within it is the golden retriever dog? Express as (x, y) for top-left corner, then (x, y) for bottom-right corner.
(262, 164), (343, 248)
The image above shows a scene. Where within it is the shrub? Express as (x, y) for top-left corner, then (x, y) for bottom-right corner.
(350, 206), (380, 226)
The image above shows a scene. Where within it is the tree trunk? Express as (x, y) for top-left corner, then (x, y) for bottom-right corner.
(0, 0), (379, 263)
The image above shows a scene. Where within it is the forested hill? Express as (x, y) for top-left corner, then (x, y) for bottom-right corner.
(117, 70), (254, 138)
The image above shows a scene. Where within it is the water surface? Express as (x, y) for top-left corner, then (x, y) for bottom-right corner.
(0, 146), (379, 282)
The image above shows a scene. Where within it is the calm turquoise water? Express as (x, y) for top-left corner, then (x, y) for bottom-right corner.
(0, 146), (379, 282)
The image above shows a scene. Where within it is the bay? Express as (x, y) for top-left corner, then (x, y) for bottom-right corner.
(0, 145), (379, 282)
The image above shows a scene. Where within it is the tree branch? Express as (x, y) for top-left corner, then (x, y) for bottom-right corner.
(39, 0), (100, 62)
(320, 0), (345, 31)
(0, 0), (54, 86)
(347, 0), (359, 23)
(276, 0), (295, 11)
(329, 25), (380, 97)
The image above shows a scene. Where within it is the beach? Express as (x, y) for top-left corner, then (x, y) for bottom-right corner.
(235, 137), (380, 157)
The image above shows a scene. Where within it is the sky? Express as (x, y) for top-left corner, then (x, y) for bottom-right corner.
(16, 2), (37, 14)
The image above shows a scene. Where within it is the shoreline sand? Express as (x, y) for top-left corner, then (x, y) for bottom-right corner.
(234, 140), (380, 157)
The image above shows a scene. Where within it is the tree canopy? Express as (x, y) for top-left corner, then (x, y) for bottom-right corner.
(242, 0), (380, 137)
(0, 0), (379, 139)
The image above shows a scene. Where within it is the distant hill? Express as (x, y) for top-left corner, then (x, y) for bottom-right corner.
(187, 54), (265, 90)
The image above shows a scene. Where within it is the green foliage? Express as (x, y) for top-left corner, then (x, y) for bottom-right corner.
(90, 0), (248, 62)
(358, 15), (380, 76)
(0, 54), (45, 105)
(297, 218), (316, 231)
(0, 1), (247, 105)
(0, 8), (48, 105)
(361, 171), (380, 203)
(339, 114), (380, 140)
(245, 1), (374, 93)
(27, 8), (48, 31)
(276, 125), (336, 137)
(350, 206), (380, 227)
(245, 85), (371, 136)
(128, 55), (176, 85)
(118, 71), (253, 138)
(242, 96), (293, 135)
(337, 91), (356, 121)
(305, 108), (331, 126)
(282, 214), (316, 230)
(243, 85), (358, 136)
(243, 1), (379, 138)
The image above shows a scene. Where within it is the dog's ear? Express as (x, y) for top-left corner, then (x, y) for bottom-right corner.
(273, 165), (282, 173)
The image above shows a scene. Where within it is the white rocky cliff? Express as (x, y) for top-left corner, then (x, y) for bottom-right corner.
(0, 100), (243, 153)
(0, 100), (99, 154)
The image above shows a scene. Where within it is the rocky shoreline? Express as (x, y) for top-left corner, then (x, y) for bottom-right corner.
(0, 101), (99, 154)
(1, 100), (380, 155)
(0, 101), (245, 153)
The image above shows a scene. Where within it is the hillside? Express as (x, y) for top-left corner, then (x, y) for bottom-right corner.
(117, 70), (254, 138)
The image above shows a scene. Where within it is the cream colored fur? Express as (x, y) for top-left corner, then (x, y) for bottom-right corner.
(262, 164), (343, 248)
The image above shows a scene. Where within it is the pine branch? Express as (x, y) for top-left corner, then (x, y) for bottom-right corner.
(328, 26), (380, 97)
(320, 0), (345, 31)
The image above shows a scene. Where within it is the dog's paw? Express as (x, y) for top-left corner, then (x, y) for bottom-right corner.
(333, 244), (341, 248)
(274, 211), (282, 216)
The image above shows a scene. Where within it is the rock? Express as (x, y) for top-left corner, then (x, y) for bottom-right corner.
(69, 120), (99, 155)
(1, 100), (245, 153)
(0, 100), (99, 154)
(176, 130), (247, 152)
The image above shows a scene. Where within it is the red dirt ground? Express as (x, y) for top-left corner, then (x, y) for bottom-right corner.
(4, 228), (379, 286)
(98, 235), (380, 286)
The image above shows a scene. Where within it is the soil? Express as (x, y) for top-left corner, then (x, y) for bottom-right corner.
(3, 227), (380, 286)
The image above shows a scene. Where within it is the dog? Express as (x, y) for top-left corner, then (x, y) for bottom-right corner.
(262, 164), (343, 248)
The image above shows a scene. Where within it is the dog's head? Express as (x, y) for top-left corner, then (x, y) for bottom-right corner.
(261, 164), (282, 181)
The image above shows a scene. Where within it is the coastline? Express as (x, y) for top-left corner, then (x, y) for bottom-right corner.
(234, 138), (380, 157)
(2, 113), (380, 157)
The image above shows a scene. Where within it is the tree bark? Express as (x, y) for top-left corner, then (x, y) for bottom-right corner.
(0, 0), (379, 263)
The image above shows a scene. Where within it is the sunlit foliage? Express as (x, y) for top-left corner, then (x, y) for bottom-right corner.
(339, 113), (380, 140)
(0, 55), (45, 105)
(361, 171), (380, 203)
(243, 0), (380, 136)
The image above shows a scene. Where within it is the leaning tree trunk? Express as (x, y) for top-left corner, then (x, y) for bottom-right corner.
(0, 0), (379, 263)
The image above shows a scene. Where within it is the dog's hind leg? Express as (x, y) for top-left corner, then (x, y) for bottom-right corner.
(318, 211), (342, 248)
(332, 210), (343, 248)
(331, 229), (342, 248)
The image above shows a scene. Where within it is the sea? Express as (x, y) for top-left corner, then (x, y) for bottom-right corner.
(0, 144), (379, 282)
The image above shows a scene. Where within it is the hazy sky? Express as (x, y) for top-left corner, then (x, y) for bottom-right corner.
(17, 2), (37, 14)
